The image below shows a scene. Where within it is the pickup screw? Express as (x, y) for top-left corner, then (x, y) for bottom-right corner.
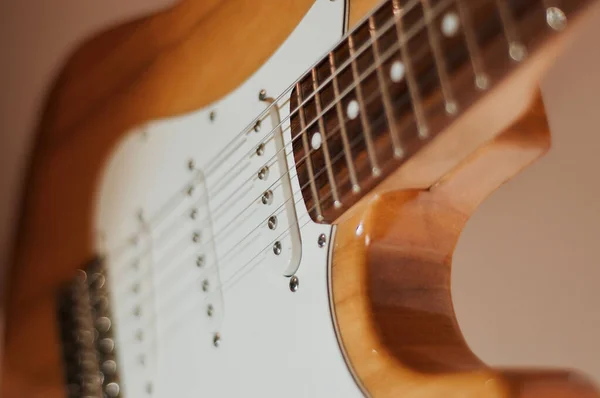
(547, 7), (567, 31)
(254, 120), (262, 132)
(289, 276), (299, 292)
(196, 255), (205, 267)
(258, 166), (269, 180)
(190, 208), (198, 219)
(318, 233), (327, 248)
(273, 241), (282, 255)
(202, 279), (210, 292)
(209, 110), (216, 122)
(267, 215), (278, 230)
(213, 333), (221, 347)
(256, 143), (265, 156)
(207, 304), (214, 317)
(192, 232), (201, 243)
(188, 159), (195, 170)
(259, 89), (267, 101)
(261, 190), (273, 205)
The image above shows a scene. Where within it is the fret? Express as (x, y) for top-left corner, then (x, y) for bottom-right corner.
(311, 68), (342, 208)
(290, 0), (590, 225)
(295, 83), (324, 221)
(347, 34), (381, 177)
(328, 52), (361, 193)
(494, 0), (528, 61)
(392, 0), (430, 139)
(421, 0), (458, 115)
(348, 35), (380, 175)
(368, 16), (404, 159)
(455, 0), (490, 90)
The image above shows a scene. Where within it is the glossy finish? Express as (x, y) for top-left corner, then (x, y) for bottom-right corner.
(331, 95), (599, 397)
(2, 0), (600, 396)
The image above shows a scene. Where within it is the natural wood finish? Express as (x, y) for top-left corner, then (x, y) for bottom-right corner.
(2, 0), (318, 396)
(2, 0), (599, 396)
(330, 94), (599, 397)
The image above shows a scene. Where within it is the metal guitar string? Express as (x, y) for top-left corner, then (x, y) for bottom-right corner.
(108, 0), (459, 285)
(109, 0), (458, 300)
(104, 0), (428, 258)
(114, 10), (466, 334)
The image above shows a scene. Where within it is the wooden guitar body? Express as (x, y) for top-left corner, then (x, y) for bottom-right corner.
(2, 0), (599, 397)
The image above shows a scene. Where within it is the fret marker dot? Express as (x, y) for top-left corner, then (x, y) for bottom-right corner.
(311, 132), (322, 150)
(390, 61), (405, 83)
(346, 100), (359, 120)
(441, 12), (460, 38)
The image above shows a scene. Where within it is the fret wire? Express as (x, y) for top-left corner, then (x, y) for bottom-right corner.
(494, 0), (527, 60)
(455, 0), (490, 89)
(422, 0), (459, 114)
(328, 52), (361, 193)
(109, 0), (481, 258)
(368, 16), (404, 158)
(311, 68), (342, 208)
(347, 34), (381, 176)
(295, 83), (324, 221)
(392, 0), (430, 138)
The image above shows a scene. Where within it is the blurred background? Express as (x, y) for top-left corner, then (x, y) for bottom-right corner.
(1, 0), (598, 384)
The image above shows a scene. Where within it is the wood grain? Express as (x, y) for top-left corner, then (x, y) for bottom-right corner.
(2, 0), (316, 395)
(2, 0), (598, 396)
(330, 95), (600, 397)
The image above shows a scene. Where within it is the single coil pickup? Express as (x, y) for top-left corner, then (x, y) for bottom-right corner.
(57, 257), (122, 397)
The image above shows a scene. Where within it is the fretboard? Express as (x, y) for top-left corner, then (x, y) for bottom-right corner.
(291, 0), (589, 223)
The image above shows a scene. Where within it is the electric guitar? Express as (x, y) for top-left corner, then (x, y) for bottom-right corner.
(3, 0), (599, 397)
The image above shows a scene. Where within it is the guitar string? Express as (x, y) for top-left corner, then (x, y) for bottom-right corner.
(107, 0), (458, 281)
(109, 0), (459, 299)
(103, 0), (428, 258)
(113, 14), (466, 335)
(115, 126), (368, 346)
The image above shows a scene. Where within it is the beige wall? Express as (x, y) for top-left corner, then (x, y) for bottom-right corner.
(0, 0), (598, 385)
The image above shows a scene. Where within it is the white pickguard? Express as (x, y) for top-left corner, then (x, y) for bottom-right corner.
(95, 1), (364, 397)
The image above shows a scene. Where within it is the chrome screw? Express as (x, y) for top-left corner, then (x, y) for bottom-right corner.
(188, 159), (195, 170)
(196, 255), (205, 267)
(258, 166), (269, 180)
(187, 185), (195, 196)
(202, 279), (210, 292)
(273, 241), (282, 255)
(102, 360), (117, 375)
(267, 215), (278, 230)
(258, 89), (267, 101)
(190, 208), (198, 220)
(289, 275), (299, 292)
(207, 304), (214, 317)
(99, 338), (115, 353)
(96, 317), (111, 332)
(106, 382), (120, 397)
(253, 120), (262, 132)
(261, 190), (273, 205)
(209, 110), (216, 122)
(192, 232), (201, 243)
(256, 143), (265, 156)
(318, 233), (327, 248)
(213, 333), (221, 347)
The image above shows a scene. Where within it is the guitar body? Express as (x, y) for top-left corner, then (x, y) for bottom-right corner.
(2, 0), (599, 397)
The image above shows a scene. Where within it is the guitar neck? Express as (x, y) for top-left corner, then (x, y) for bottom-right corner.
(290, 0), (592, 224)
